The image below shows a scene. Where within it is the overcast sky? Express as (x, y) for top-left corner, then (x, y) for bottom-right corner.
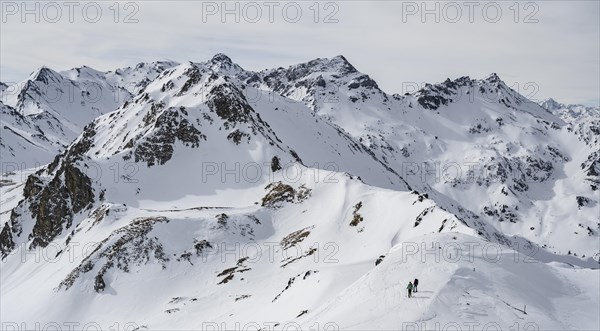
(1, 1), (598, 105)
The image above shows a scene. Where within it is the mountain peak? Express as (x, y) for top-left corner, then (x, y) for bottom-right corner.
(131, 60), (177, 71)
(211, 53), (233, 64)
(31, 66), (62, 84)
(321, 55), (357, 74)
(484, 72), (503, 84)
(62, 65), (106, 80)
(331, 54), (350, 64)
(540, 98), (563, 110)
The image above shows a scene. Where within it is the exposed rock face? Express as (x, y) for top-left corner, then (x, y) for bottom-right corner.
(256, 55), (388, 111)
(59, 217), (170, 292)
(280, 226), (313, 250)
(178, 66), (203, 96)
(216, 257), (251, 285)
(205, 82), (284, 150)
(414, 206), (435, 227)
(26, 162), (94, 249)
(271, 156), (282, 172)
(0, 162), (95, 256)
(133, 107), (205, 166)
(94, 274), (106, 292)
(349, 201), (364, 227)
(0, 223), (16, 258)
(262, 182), (296, 208)
(581, 151), (600, 190)
(0, 122), (99, 256)
(415, 77), (472, 110)
(227, 129), (250, 145)
(207, 84), (253, 128)
(260, 182), (313, 209)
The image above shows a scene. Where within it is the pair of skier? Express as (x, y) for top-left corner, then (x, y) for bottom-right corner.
(406, 278), (419, 298)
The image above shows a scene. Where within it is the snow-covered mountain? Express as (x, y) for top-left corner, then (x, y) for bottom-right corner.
(0, 62), (178, 166)
(541, 98), (600, 146)
(251, 60), (599, 261)
(540, 98), (600, 194)
(1, 54), (598, 330)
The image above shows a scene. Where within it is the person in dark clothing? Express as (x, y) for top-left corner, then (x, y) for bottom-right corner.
(407, 281), (413, 298)
(413, 278), (419, 292)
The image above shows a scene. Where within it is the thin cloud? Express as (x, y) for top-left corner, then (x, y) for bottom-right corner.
(1, 1), (598, 106)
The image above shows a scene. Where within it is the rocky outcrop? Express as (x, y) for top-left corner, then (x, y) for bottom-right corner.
(133, 108), (205, 166)
(261, 182), (296, 208)
(349, 202), (364, 227)
(59, 217), (170, 292)
(27, 163), (95, 248)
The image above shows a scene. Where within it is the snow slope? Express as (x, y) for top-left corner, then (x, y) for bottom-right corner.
(303, 232), (599, 330)
(2, 168), (596, 330)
